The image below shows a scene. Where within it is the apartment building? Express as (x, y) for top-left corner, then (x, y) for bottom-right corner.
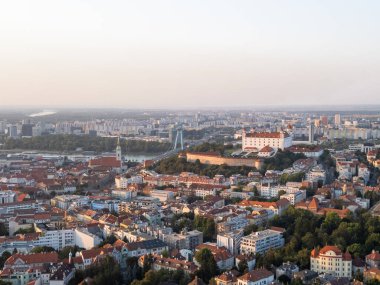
(217, 229), (244, 255)
(240, 228), (285, 255)
(280, 190), (306, 205)
(162, 229), (203, 250)
(305, 165), (326, 184)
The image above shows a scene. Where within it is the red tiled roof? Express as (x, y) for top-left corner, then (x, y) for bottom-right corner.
(89, 156), (121, 168)
(259, 145), (274, 153)
(366, 250), (380, 261)
(319, 245), (342, 255)
(245, 131), (289, 138)
(5, 252), (58, 266)
(238, 268), (273, 282)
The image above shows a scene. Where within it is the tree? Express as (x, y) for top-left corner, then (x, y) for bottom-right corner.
(131, 269), (190, 285)
(58, 246), (80, 260)
(30, 246), (55, 253)
(278, 274), (291, 284)
(0, 223), (8, 236)
(0, 251), (11, 269)
(195, 248), (218, 284)
(290, 278), (304, 285)
(70, 256), (123, 285)
(277, 190), (287, 199)
(301, 232), (317, 249)
(14, 226), (35, 235)
(98, 234), (117, 247)
(161, 249), (169, 258)
(193, 216), (216, 242)
(321, 212), (341, 235)
(243, 224), (258, 236)
(237, 259), (248, 274)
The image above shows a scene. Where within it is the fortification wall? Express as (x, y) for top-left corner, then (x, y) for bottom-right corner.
(186, 152), (263, 169)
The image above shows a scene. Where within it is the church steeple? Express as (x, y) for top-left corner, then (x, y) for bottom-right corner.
(116, 137), (122, 162)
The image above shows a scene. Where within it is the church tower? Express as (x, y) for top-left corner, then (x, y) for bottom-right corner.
(116, 137), (122, 162)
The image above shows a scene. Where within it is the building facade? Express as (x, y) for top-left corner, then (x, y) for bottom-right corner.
(240, 229), (285, 255)
(242, 131), (292, 151)
(310, 245), (352, 278)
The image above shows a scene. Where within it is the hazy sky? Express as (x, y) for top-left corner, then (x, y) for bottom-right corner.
(0, 0), (379, 109)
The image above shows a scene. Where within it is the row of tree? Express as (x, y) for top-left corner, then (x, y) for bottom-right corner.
(153, 156), (256, 177)
(1, 135), (170, 154)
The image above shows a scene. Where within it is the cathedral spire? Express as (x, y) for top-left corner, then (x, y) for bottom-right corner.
(116, 136), (122, 162)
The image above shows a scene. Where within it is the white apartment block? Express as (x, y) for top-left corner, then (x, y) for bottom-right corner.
(50, 195), (90, 210)
(280, 190), (305, 205)
(150, 190), (175, 202)
(34, 227), (75, 250)
(0, 201), (40, 214)
(240, 229), (285, 255)
(111, 189), (136, 200)
(358, 165), (370, 184)
(242, 131), (292, 151)
(0, 191), (16, 204)
(217, 229), (243, 255)
(195, 188), (217, 198)
(74, 228), (103, 250)
(310, 245), (352, 278)
(115, 175), (143, 189)
(260, 185), (301, 198)
(354, 197), (370, 209)
(306, 165), (326, 184)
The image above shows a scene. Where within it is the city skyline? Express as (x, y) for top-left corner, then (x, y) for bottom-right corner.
(1, 0), (380, 108)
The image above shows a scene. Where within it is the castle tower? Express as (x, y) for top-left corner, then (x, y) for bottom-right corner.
(116, 137), (122, 162)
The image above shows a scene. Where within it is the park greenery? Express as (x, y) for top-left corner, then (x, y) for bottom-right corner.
(153, 156), (256, 177)
(131, 269), (190, 285)
(279, 172), (305, 185)
(13, 226), (35, 235)
(190, 142), (234, 155)
(0, 252), (11, 270)
(170, 213), (216, 242)
(0, 135), (170, 154)
(0, 223), (8, 236)
(194, 248), (219, 283)
(154, 143), (308, 177)
(260, 150), (306, 174)
(69, 255), (123, 285)
(255, 206), (380, 270)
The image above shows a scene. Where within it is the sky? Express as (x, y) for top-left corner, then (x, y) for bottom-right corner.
(0, 0), (379, 109)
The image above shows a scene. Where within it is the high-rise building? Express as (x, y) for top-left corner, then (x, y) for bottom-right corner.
(335, 114), (341, 126)
(8, 125), (18, 137)
(308, 124), (314, 144)
(21, 124), (34, 137)
(320, 116), (328, 126)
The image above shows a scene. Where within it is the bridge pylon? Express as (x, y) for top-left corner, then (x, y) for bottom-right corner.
(173, 126), (184, 150)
